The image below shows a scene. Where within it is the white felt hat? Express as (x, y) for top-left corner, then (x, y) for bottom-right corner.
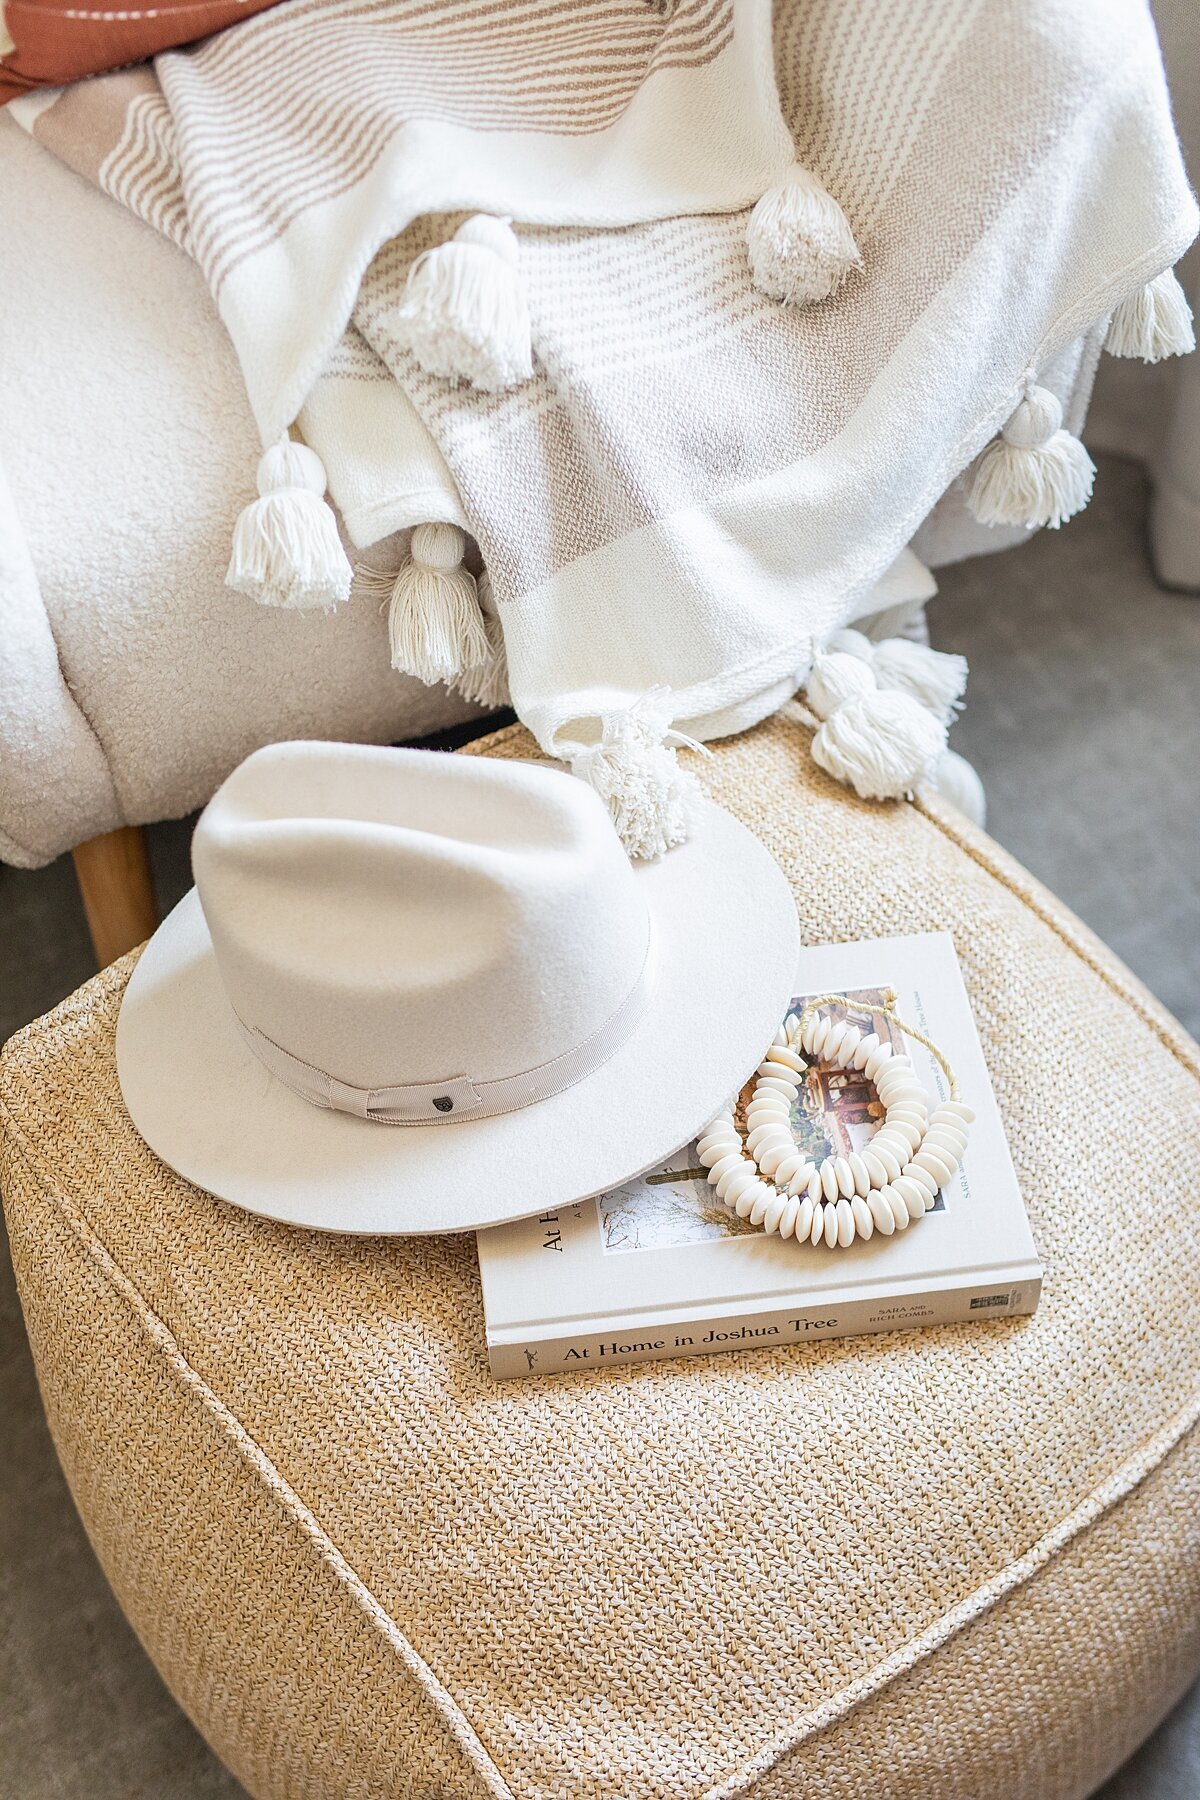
(116, 741), (798, 1234)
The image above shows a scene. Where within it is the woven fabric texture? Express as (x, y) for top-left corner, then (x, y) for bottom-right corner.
(13, 3), (1196, 761)
(3, 712), (1200, 1800)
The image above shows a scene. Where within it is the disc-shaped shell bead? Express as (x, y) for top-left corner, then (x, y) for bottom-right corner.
(902, 1163), (938, 1198)
(882, 1119), (923, 1155)
(718, 1165), (756, 1204)
(868, 1189), (896, 1234)
(697, 1115), (734, 1145)
(884, 1103), (929, 1128)
(872, 1142), (903, 1183)
(850, 1194), (874, 1240)
(913, 1147), (957, 1186)
(758, 1142), (794, 1179)
(923, 1126), (967, 1159)
(862, 1151), (889, 1189)
(698, 1138), (738, 1167)
(737, 1179), (772, 1219)
(934, 1101), (976, 1126)
(755, 1076), (797, 1100)
(885, 1187), (910, 1230)
(746, 1124), (789, 1156)
(747, 1106), (787, 1129)
(750, 1186), (775, 1227)
(892, 1177), (928, 1222)
(876, 1081), (927, 1110)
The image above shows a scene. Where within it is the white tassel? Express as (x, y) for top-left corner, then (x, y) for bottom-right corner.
(803, 650), (946, 801)
(226, 438), (352, 611)
(454, 569), (511, 710)
(566, 690), (705, 861)
(1104, 270), (1195, 363)
(805, 647), (877, 719)
(919, 748), (986, 829)
(829, 628), (967, 727)
(395, 215), (532, 392)
(967, 385), (1095, 531)
(746, 164), (861, 306)
(379, 523), (491, 686)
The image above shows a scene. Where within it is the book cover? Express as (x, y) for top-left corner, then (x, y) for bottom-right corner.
(477, 931), (1041, 1378)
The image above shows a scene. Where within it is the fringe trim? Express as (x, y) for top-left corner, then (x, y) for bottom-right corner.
(395, 216), (533, 392)
(360, 524), (490, 687)
(226, 438), (352, 612)
(566, 690), (707, 861)
(1104, 270), (1195, 363)
(802, 641), (952, 801)
(967, 385), (1095, 531)
(454, 570), (511, 710)
(746, 164), (861, 306)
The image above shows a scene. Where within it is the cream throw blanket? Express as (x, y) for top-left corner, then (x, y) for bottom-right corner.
(13, 0), (1198, 846)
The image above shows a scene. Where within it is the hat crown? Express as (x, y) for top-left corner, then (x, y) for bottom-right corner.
(193, 742), (651, 1093)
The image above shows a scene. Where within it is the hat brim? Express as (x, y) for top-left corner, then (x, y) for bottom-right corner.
(115, 797), (798, 1234)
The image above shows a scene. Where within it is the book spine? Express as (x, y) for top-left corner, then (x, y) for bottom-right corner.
(487, 1279), (1041, 1380)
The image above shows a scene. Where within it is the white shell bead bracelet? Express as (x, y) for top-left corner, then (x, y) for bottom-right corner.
(696, 991), (975, 1250)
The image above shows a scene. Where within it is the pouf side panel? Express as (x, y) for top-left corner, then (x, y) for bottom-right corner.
(750, 1423), (1200, 1800)
(1, 1148), (499, 1800)
(6, 1094), (1200, 1800)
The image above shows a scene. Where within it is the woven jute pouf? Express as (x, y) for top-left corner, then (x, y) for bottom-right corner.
(4, 710), (1200, 1800)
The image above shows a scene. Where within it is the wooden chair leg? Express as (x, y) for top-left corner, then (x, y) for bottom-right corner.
(71, 825), (158, 968)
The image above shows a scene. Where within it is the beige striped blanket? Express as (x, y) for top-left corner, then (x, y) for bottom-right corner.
(12, 0), (1198, 846)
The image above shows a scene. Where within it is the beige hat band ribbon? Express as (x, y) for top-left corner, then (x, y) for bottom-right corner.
(233, 931), (656, 1126)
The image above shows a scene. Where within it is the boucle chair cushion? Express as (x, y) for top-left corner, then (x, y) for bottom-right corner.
(3, 711), (1200, 1800)
(0, 119), (478, 870)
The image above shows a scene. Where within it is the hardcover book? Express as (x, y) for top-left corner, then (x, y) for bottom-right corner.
(477, 931), (1041, 1378)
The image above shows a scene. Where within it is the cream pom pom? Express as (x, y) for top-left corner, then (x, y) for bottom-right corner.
(810, 689), (947, 801)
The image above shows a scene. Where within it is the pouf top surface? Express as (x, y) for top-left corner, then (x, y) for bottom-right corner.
(3, 712), (1200, 1800)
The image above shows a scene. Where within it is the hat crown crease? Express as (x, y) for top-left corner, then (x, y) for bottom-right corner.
(192, 741), (651, 1095)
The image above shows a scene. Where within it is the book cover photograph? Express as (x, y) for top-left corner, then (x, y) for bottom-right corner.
(598, 984), (922, 1256)
(478, 932), (1042, 1378)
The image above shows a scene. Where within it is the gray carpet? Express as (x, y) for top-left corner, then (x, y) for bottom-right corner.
(1, 453), (1198, 1797)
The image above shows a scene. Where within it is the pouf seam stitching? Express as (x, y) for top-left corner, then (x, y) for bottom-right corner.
(5, 1100), (1200, 1800)
(0, 1124), (519, 1800)
(699, 1401), (1200, 1799)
